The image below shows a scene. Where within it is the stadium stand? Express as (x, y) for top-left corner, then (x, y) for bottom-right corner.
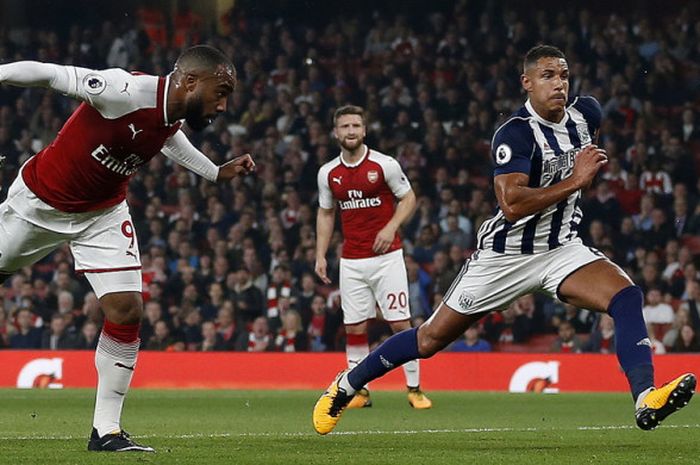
(1, 1), (699, 354)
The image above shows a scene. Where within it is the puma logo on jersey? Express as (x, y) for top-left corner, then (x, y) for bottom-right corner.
(126, 250), (138, 260)
(128, 124), (143, 140)
(332, 176), (342, 185)
(120, 82), (130, 95)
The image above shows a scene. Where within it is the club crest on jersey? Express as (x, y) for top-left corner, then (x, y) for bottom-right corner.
(458, 290), (475, 310)
(495, 144), (512, 165)
(83, 74), (107, 95)
(577, 125), (591, 144)
(367, 170), (379, 183)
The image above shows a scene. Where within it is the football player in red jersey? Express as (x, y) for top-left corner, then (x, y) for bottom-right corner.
(315, 105), (432, 410)
(0, 45), (254, 452)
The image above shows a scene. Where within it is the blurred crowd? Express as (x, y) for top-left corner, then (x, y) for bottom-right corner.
(1, 1), (699, 354)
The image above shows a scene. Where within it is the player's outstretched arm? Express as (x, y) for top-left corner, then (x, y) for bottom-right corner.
(495, 144), (607, 223)
(162, 130), (254, 182)
(0, 61), (66, 89)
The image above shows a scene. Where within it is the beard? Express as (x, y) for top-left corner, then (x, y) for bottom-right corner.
(184, 94), (211, 132)
(339, 136), (363, 152)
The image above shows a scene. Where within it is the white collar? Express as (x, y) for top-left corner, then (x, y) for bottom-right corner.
(340, 145), (369, 167)
(525, 99), (569, 127)
(163, 74), (171, 126)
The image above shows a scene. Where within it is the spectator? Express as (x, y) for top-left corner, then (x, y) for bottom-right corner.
(198, 321), (227, 351)
(450, 325), (491, 352)
(645, 324), (667, 355)
(308, 295), (327, 352)
(236, 316), (273, 352)
(76, 321), (99, 350)
(584, 314), (615, 354)
(180, 310), (203, 350)
(550, 321), (584, 354)
(274, 309), (308, 352)
(229, 267), (264, 330)
(215, 304), (239, 349)
(678, 281), (700, 330)
(671, 325), (700, 353)
(406, 255), (432, 325)
(41, 314), (78, 350)
(145, 321), (174, 351)
(412, 225), (440, 265)
(642, 288), (675, 326)
(662, 308), (692, 349)
(140, 301), (163, 347)
(9, 308), (42, 349)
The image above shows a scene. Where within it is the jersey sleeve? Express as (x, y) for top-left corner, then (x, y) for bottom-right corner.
(161, 130), (219, 182)
(491, 119), (535, 176)
(382, 157), (412, 199)
(317, 165), (335, 209)
(572, 95), (603, 136)
(60, 66), (147, 119)
(0, 62), (153, 120)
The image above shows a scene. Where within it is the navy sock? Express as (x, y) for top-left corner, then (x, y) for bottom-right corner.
(607, 285), (654, 401)
(347, 328), (421, 390)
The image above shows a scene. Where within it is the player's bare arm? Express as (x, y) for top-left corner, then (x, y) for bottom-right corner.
(373, 189), (416, 254)
(494, 144), (607, 223)
(315, 206), (336, 284)
(217, 154), (256, 181)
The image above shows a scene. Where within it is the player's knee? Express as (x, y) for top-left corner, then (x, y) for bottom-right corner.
(416, 329), (448, 358)
(100, 292), (143, 325)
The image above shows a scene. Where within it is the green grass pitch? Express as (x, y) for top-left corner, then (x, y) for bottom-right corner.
(1, 389), (698, 465)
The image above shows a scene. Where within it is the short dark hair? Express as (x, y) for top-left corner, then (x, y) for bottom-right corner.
(523, 45), (566, 72)
(174, 45), (236, 80)
(333, 105), (365, 126)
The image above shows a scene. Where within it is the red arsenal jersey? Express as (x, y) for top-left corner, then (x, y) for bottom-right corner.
(317, 146), (412, 259)
(22, 69), (181, 212)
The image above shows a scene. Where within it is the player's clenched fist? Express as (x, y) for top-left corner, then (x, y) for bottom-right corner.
(572, 144), (607, 189)
(217, 154), (255, 181)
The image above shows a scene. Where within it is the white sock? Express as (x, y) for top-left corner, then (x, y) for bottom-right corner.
(92, 332), (139, 437)
(635, 386), (655, 410)
(403, 359), (420, 389)
(346, 338), (369, 390)
(338, 372), (356, 396)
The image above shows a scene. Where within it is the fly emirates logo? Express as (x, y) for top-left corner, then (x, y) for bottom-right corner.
(91, 144), (145, 176)
(338, 189), (381, 210)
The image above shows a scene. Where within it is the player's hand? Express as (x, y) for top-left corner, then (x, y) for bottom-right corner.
(572, 144), (607, 189)
(217, 154), (255, 181)
(372, 224), (396, 254)
(315, 257), (331, 284)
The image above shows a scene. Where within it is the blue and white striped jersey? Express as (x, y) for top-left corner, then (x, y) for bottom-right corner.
(477, 96), (602, 255)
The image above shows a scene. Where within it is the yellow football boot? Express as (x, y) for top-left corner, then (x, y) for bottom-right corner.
(346, 388), (372, 409)
(312, 371), (354, 435)
(407, 387), (433, 409)
(635, 373), (695, 430)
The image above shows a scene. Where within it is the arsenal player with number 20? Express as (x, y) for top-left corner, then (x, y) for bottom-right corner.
(0, 45), (255, 452)
(315, 105), (432, 411)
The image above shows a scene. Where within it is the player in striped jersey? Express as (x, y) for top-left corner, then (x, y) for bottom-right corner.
(313, 45), (695, 435)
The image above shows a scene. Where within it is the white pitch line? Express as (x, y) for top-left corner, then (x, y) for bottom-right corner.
(1, 424), (699, 441)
